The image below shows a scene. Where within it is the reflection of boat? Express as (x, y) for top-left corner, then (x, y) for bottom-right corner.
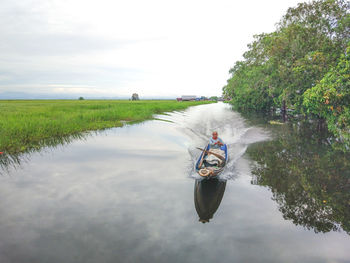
(194, 178), (227, 223)
(195, 144), (228, 178)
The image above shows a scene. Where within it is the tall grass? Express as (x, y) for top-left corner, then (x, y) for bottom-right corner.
(0, 100), (213, 153)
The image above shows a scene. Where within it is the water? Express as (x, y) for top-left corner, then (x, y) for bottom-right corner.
(0, 103), (349, 263)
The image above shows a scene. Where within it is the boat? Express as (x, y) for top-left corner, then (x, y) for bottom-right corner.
(195, 144), (228, 178)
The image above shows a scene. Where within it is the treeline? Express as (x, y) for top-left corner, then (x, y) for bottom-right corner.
(223, 0), (350, 145)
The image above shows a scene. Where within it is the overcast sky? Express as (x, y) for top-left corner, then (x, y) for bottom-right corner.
(0, 0), (303, 99)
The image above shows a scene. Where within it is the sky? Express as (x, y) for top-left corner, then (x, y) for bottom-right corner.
(0, 0), (303, 99)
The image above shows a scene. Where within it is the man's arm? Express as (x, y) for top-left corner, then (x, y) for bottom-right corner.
(218, 138), (224, 146)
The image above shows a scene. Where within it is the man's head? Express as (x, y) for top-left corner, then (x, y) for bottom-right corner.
(212, 131), (218, 139)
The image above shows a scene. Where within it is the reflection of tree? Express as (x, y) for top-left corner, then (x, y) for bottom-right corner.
(247, 122), (350, 234)
(194, 179), (226, 223)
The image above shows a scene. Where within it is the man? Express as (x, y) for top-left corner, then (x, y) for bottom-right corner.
(203, 131), (225, 167)
(209, 131), (223, 149)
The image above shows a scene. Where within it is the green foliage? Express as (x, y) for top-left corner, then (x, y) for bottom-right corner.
(223, 0), (350, 143)
(0, 100), (214, 154)
(303, 45), (350, 147)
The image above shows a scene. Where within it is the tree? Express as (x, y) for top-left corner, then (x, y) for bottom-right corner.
(303, 44), (350, 147)
(223, 0), (350, 115)
(131, 93), (139, 101)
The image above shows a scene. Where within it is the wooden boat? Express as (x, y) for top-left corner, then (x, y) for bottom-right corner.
(195, 144), (228, 178)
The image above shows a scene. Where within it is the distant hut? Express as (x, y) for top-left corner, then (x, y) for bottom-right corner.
(181, 95), (196, 101)
(131, 93), (140, 101)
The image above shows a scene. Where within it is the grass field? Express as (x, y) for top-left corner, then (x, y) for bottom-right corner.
(0, 100), (214, 154)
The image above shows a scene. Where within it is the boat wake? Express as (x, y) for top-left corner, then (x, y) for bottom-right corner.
(155, 103), (270, 180)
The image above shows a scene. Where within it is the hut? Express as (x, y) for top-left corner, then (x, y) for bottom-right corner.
(181, 95), (196, 101)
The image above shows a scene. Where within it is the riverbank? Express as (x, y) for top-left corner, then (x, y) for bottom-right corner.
(0, 100), (214, 154)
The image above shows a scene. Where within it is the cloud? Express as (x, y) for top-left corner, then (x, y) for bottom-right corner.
(1, 33), (134, 56)
(0, 0), (302, 98)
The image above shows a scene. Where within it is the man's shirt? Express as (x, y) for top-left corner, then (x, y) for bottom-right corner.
(209, 137), (223, 149)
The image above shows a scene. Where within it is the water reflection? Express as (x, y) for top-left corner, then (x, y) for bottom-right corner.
(194, 178), (226, 223)
(0, 132), (89, 174)
(247, 121), (350, 235)
(1, 103), (350, 262)
(0, 153), (22, 173)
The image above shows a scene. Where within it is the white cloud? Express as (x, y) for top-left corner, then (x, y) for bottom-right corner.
(0, 0), (302, 98)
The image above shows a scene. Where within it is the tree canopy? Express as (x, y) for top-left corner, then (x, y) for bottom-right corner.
(223, 0), (350, 144)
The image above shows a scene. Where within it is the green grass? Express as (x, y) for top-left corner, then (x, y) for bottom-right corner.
(0, 100), (214, 154)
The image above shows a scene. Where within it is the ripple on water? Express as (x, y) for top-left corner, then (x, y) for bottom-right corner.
(155, 102), (270, 180)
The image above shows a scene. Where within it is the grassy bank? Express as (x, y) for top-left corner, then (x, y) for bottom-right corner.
(0, 100), (214, 154)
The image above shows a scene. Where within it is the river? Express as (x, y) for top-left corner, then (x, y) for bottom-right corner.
(0, 102), (349, 263)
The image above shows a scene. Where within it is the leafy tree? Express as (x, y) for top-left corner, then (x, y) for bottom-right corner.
(223, 0), (350, 143)
(303, 44), (350, 147)
(223, 33), (277, 111)
(223, 0), (349, 111)
(275, 0), (350, 111)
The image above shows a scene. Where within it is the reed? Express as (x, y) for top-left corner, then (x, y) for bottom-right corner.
(0, 100), (213, 153)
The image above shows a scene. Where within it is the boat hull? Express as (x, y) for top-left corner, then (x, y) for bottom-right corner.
(195, 144), (228, 178)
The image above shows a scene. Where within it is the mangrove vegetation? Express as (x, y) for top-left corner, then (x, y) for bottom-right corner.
(223, 0), (350, 147)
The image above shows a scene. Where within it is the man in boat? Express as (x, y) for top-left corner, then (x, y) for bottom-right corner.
(209, 131), (224, 149)
(197, 131), (226, 177)
(203, 131), (225, 167)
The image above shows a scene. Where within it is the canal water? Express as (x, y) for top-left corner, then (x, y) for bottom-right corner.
(0, 103), (349, 263)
